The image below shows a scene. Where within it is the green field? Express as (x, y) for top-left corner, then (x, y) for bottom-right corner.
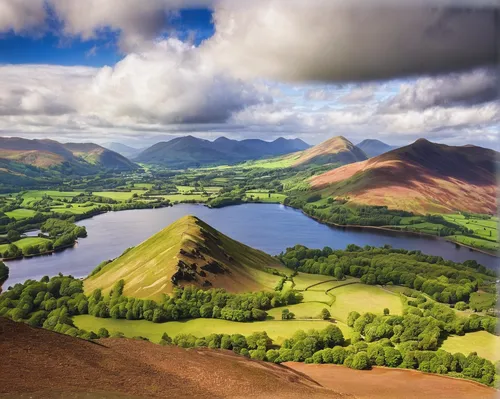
(73, 315), (332, 344)
(447, 235), (499, 253)
(5, 208), (37, 219)
(245, 191), (287, 203)
(444, 214), (498, 242)
(0, 236), (51, 253)
(92, 190), (146, 201)
(20, 190), (82, 205)
(469, 291), (497, 311)
(328, 284), (403, 323)
(51, 204), (99, 215)
(242, 154), (299, 169)
(440, 331), (500, 362)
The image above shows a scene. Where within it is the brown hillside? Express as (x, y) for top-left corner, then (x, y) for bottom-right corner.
(0, 318), (341, 399)
(288, 363), (496, 399)
(310, 139), (498, 214)
(0, 137), (137, 174)
(293, 136), (367, 166)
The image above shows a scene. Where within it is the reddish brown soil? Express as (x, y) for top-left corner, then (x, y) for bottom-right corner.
(0, 318), (346, 399)
(287, 363), (497, 399)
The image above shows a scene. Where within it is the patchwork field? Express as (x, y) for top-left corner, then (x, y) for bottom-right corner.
(5, 208), (36, 219)
(440, 331), (500, 362)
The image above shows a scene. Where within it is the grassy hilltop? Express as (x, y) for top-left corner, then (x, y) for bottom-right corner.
(85, 215), (288, 300)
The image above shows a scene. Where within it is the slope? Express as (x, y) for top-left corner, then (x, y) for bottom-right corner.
(356, 139), (397, 158)
(103, 142), (144, 158)
(292, 136), (367, 166)
(85, 215), (288, 299)
(0, 137), (138, 180)
(0, 318), (339, 399)
(310, 139), (498, 214)
(134, 135), (310, 168)
(63, 142), (138, 171)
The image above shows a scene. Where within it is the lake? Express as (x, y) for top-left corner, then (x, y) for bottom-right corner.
(4, 204), (498, 286)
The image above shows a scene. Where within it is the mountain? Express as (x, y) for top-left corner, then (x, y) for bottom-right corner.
(85, 215), (288, 300)
(103, 142), (144, 158)
(356, 139), (397, 158)
(0, 137), (138, 182)
(134, 135), (310, 168)
(310, 139), (498, 214)
(292, 136), (367, 166)
(0, 318), (336, 399)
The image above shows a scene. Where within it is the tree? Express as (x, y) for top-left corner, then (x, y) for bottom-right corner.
(320, 308), (331, 320)
(97, 328), (110, 338)
(347, 311), (361, 327)
(282, 309), (295, 320)
(383, 308), (390, 316)
(7, 230), (20, 242)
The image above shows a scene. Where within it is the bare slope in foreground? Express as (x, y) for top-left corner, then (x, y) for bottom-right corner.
(287, 363), (496, 399)
(310, 139), (498, 214)
(0, 318), (343, 399)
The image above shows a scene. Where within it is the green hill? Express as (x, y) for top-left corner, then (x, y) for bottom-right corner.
(0, 137), (138, 186)
(84, 215), (288, 300)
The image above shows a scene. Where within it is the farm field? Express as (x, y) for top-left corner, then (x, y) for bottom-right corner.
(73, 315), (332, 344)
(245, 191), (287, 203)
(0, 236), (51, 253)
(92, 190), (146, 201)
(447, 235), (499, 253)
(440, 331), (500, 362)
(328, 284), (403, 323)
(5, 208), (36, 219)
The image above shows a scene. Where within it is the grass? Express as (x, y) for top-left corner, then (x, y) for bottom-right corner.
(328, 284), (403, 323)
(469, 291), (497, 311)
(73, 315), (332, 344)
(443, 214), (498, 242)
(447, 235), (499, 253)
(5, 208), (36, 219)
(0, 236), (51, 253)
(242, 154), (300, 169)
(92, 190), (146, 201)
(84, 215), (286, 300)
(440, 331), (500, 362)
(21, 190), (82, 205)
(51, 204), (99, 215)
(245, 191), (287, 203)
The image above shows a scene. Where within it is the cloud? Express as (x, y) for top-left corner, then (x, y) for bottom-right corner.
(0, 0), (46, 34)
(0, 39), (270, 131)
(382, 68), (498, 111)
(207, 0), (498, 82)
(339, 85), (376, 103)
(48, 0), (214, 51)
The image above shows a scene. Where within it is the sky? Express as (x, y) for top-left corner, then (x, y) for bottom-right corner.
(0, 0), (498, 149)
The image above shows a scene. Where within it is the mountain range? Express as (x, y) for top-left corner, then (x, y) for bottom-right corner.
(85, 215), (287, 300)
(310, 138), (499, 214)
(356, 139), (397, 158)
(0, 137), (138, 184)
(134, 136), (310, 168)
(103, 142), (145, 158)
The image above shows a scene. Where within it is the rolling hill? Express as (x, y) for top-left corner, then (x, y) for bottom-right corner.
(85, 215), (288, 299)
(103, 142), (144, 158)
(0, 317), (338, 399)
(356, 139), (397, 158)
(134, 135), (310, 168)
(310, 139), (499, 214)
(0, 137), (138, 182)
(292, 136), (367, 166)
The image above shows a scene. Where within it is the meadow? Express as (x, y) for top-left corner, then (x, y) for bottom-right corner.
(440, 331), (500, 362)
(74, 315), (333, 344)
(0, 236), (51, 253)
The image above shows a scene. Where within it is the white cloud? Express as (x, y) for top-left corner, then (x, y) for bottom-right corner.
(383, 68), (498, 111)
(0, 0), (46, 34)
(49, 0), (213, 51)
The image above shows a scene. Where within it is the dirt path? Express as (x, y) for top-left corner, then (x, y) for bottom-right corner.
(286, 363), (497, 399)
